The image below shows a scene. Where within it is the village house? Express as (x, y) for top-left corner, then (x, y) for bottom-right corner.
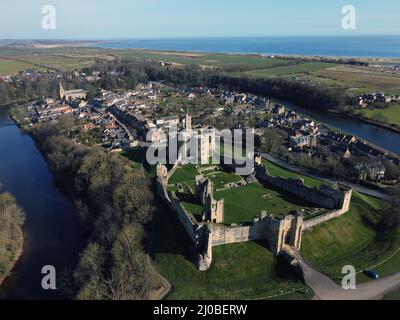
(289, 134), (317, 149)
(273, 104), (286, 115)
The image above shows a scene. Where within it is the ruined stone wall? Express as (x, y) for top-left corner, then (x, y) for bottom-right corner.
(211, 224), (264, 246)
(255, 165), (351, 210)
(302, 205), (350, 230)
(210, 213), (303, 255)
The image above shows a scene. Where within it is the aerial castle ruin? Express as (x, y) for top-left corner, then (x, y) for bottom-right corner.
(156, 155), (353, 271)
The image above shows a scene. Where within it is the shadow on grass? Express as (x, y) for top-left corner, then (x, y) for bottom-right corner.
(252, 240), (302, 282)
(258, 180), (319, 209)
(151, 198), (197, 264)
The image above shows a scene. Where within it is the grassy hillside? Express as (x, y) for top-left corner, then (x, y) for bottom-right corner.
(302, 192), (399, 281)
(263, 160), (323, 187)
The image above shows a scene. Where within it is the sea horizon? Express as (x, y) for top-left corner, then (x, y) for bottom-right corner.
(90, 35), (400, 59)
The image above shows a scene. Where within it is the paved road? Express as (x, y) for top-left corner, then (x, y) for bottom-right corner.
(260, 153), (391, 201)
(290, 248), (400, 300)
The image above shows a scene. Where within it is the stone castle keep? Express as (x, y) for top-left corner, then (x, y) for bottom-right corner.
(156, 156), (353, 271)
(195, 175), (224, 224)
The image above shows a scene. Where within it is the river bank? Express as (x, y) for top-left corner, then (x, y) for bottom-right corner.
(0, 227), (23, 287)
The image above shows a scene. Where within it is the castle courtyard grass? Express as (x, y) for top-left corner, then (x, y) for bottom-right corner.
(169, 164), (200, 186)
(205, 171), (242, 190)
(214, 182), (317, 225)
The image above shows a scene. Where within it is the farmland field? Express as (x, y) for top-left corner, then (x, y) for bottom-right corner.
(0, 59), (41, 75)
(113, 49), (296, 69)
(232, 62), (337, 78)
(315, 65), (400, 93)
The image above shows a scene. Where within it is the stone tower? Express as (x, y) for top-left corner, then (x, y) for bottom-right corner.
(195, 176), (224, 224)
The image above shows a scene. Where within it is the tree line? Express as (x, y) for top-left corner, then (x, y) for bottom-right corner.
(0, 191), (25, 282)
(31, 118), (156, 299)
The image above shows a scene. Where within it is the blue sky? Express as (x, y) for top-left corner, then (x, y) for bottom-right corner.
(0, 0), (399, 39)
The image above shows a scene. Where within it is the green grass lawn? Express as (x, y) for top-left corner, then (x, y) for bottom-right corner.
(152, 203), (309, 300)
(206, 171), (242, 189)
(169, 164), (200, 191)
(233, 62), (337, 78)
(302, 192), (400, 281)
(0, 59), (41, 75)
(215, 182), (316, 225)
(356, 105), (400, 127)
(262, 160), (323, 187)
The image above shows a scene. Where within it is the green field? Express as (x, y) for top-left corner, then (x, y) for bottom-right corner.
(0, 48), (116, 74)
(0, 59), (41, 75)
(233, 62), (337, 78)
(113, 49), (295, 70)
(356, 105), (400, 127)
(302, 192), (400, 282)
(152, 203), (311, 300)
(315, 65), (400, 93)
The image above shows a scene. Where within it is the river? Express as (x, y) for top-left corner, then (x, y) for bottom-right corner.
(276, 100), (400, 155)
(0, 107), (83, 300)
